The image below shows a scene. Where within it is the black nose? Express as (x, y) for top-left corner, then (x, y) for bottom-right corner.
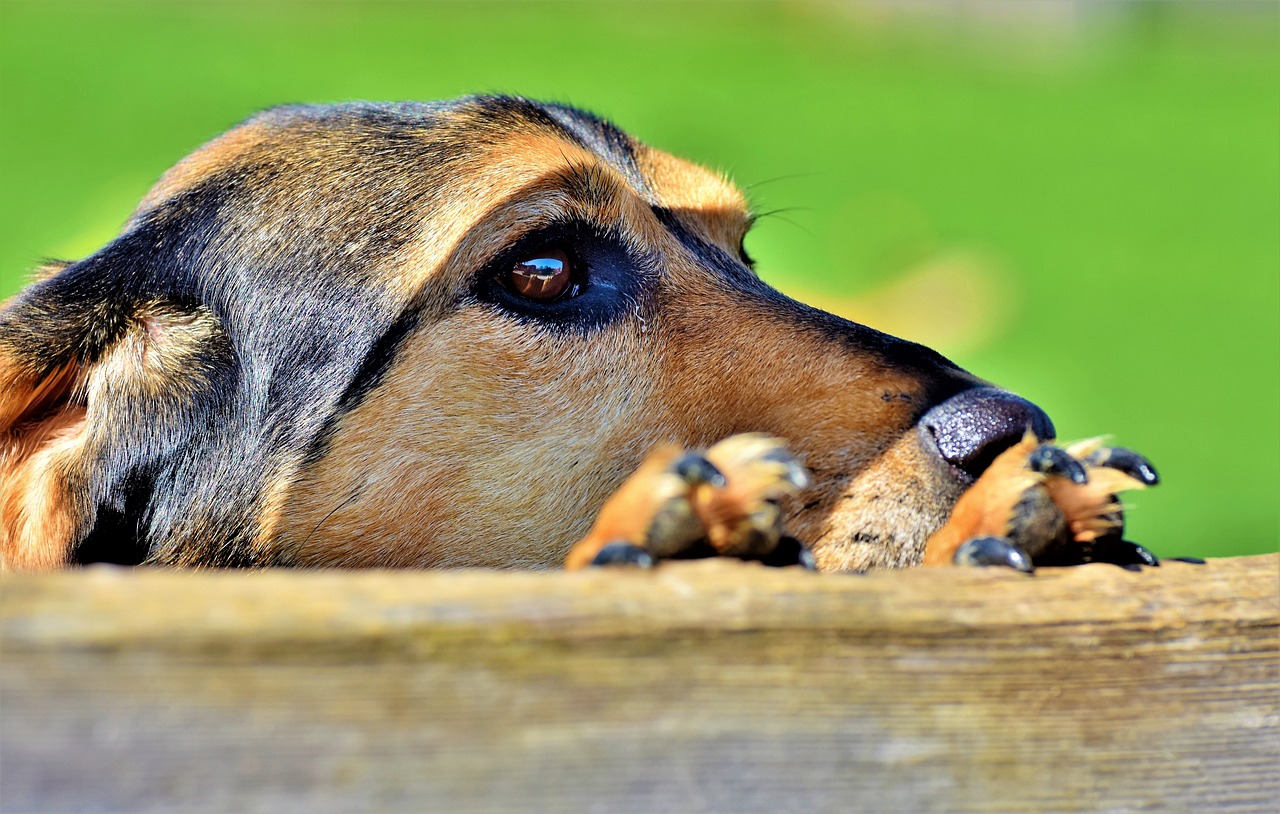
(921, 386), (1055, 479)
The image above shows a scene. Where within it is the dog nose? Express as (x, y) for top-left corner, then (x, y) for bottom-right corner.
(921, 387), (1055, 478)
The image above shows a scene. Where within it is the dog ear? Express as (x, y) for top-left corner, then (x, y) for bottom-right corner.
(2, 255), (237, 571)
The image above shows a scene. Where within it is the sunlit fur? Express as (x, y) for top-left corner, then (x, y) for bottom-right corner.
(1, 97), (1000, 571)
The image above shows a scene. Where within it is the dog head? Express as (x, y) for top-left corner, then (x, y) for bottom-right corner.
(0, 96), (1051, 571)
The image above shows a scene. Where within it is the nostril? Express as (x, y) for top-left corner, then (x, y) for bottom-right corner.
(921, 387), (1055, 479)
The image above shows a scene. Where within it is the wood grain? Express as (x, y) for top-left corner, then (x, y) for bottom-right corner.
(2, 554), (1277, 813)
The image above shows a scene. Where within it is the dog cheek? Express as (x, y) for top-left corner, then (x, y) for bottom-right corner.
(276, 316), (671, 567)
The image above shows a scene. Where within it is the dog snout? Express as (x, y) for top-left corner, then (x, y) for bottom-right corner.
(921, 387), (1055, 479)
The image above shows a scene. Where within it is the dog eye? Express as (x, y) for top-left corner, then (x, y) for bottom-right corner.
(509, 248), (575, 302)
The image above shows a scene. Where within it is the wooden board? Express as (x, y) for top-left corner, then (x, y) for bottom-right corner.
(2, 554), (1277, 813)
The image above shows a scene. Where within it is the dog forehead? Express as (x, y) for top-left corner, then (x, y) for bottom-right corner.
(134, 97), (749, 227)
(134, 98), (547, 216)
(122, 97), (756, 309)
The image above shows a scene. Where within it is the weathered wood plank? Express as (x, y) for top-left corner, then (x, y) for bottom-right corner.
(2, 555), (1277, 813)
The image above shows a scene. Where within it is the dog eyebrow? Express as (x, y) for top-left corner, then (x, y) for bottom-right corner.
(548, 160), (626, 210)
(538, 102), (650, 198)
(455, 158), (648, 274)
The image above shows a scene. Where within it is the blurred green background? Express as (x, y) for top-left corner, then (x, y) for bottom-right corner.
(1, 1), (1276, 558)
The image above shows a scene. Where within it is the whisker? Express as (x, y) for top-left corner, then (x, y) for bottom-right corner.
(744, 172), (818, 191)
(751, 209), (812, 235)
(754, 206), (813, 219)
(301, 485), (365, 550)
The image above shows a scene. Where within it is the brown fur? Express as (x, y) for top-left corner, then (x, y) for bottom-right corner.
(0, 97), (1053, 572)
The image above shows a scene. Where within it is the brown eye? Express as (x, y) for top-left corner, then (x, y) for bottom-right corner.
(509, 248), (573, 302)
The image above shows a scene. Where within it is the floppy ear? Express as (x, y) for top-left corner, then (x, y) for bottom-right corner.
(0, 349), (91, 570)
(2, 252), (239, 571)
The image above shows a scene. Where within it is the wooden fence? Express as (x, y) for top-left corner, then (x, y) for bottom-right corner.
(2, 554), (1276, 813)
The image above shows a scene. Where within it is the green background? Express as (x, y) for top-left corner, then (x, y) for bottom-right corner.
(1, 1), (1276, 558)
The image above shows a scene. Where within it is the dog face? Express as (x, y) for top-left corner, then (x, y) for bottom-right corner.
(0, 96), (1052, 571)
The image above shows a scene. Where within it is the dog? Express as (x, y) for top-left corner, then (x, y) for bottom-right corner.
(0, 96), (1158, 572)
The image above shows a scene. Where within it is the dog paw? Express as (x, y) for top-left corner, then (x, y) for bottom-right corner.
(924, 433), (1159, 571)
(565, 434), (813, 570)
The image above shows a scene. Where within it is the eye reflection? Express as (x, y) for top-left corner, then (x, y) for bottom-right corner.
(510, 248), (572, 302)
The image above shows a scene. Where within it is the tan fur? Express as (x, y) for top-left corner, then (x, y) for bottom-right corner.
(386, 136), (648, 306)
(0, 358), (74, 431)
(90, 304), (224, 397)
(0, 393), (88, 571)
(650, 276), (976, 569)
(278, 310), (664, 567)
(1046, 467), (1144, 543)
(0, 99), (1025, 571)
(697, 434), (805, 557)
(636, 146), (752, 248)
(0, 346), (85, 570)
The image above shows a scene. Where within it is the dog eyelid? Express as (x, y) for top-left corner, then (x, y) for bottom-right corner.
(509, 247), (574, 302)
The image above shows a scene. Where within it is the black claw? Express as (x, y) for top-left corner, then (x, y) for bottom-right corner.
(1028, 445), (1088, 484)
(1169, 556), (1206, 565)
(797, 548), (818, 571)
(672, 453), (727, 488)
(590, 542), (655, 569)
(759, 535), (817, 570)
(760, 448), (812, 489)
(1090, 538), (1161, 569)
(1083, 447), (1160, 486)
(954, 536), (1035, 573)
(1132, 542), (1160, 567)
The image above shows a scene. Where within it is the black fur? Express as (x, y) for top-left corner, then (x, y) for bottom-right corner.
(1, 95), (975, 566)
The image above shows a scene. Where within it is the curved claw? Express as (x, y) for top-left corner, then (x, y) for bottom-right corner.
(1090, 538), (1160, 569)
(590, 542), (655, 569)
(1028, 445), (1088, 484)
(759, 535), (818, 570)
(954, 536), (1035, 573)
(1082, 447), (1160, 486)
(672, 452), (727, 488)
(759, 448), (812, 490)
